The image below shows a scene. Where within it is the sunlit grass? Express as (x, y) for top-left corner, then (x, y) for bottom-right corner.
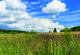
(0, 32), (79, 55)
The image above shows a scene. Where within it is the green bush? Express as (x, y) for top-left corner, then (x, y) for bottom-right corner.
(9, 32), (19, 34)
(30, 30), (36, 34)
(0, 32), (5, 34)
(71, 26), (80, 31)
(61, 27), (72, 32)
(49, 31), (52, 33)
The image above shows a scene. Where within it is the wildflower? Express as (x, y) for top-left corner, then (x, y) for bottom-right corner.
(77, 35), (80, 40)
(48, 37), (49, 39)
(15, 39), (18, 43)
(57, 40), (59, 44)
(6, 38), (8, 43)
(44, 33), (48, 37)
(69, 46), (72, 50)
(35, 36), (37, 37)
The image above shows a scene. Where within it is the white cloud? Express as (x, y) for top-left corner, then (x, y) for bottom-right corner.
(63, 10), (80, 15)
(0, 1), (6, 11)
(25, 1), (28, 4)
(27, 7), (40, 12)
(30, 2), (40, 5)
(0, 1), (9, 16)
(52, 15), (56, 19)
(28, 12), (41, 15)
(42, 0), (67, 14)
(55, 14), (80, 21)
(40, 5), (42, 7)
(4, 0), (27, 11)
(8, 18), (64, 32)
(0, 0), (64, 32)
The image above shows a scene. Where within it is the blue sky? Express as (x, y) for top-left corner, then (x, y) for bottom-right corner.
(0, 0), (80, 32)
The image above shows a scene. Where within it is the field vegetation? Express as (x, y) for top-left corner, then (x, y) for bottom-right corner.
(0, 31), (79, 55)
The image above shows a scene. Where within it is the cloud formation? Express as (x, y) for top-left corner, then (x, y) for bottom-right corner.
(4, 0), (27, 11)
(30, 2), (40, 5)
(42, 0), (67, 14)
(0, 0), (64, 32)
(52, 15), (56, 19)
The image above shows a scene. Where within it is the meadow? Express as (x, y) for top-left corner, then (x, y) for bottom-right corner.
(0, 32), (80, 55)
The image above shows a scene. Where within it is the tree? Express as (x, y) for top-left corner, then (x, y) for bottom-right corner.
(30, 30), (34, 33)
(60, 27), (72, 32)
(49, 31), (52, 33)
(53, 28), (57, 32)
(71, 26), (80, 31)
(30, 30), (36, 34)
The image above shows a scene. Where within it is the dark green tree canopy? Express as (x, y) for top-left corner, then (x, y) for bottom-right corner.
(71, 26), (80, 31)
(60, 26), (80, 32)
(53, 28), (57, 32)
(60, 27), (72, 32)
(0, 29), (28, 34)
(49, 31), (52, 33)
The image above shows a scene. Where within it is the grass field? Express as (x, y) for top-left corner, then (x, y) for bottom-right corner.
(0, 32), (80, 55)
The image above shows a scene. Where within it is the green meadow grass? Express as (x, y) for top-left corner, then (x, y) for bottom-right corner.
(0, 32), (80, 55)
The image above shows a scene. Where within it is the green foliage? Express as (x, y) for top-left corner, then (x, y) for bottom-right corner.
(31, 30), (34, 33)
(0, 32), (4, 34)
(53, 28), (57, 32)
(30, 30), (36, 34)
(60, 27), (72, 32)
(71, 26), (80, 31)
(23, 31), (29, 34)
(61, 26), (80, 32)
(50, 39), (53, 55)
(9, 32), (19, 34)
(0, 28), (29, 34)
(0, 32), (79, 55)
(64, 32), (74, 43)
(49, 31), (52, 33)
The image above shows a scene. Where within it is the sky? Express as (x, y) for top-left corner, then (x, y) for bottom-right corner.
(0, 0), (80, 32)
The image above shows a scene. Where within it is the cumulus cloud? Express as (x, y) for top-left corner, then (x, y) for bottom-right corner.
(42, 0), (67, 19)
(4, 0), (27, 11)
(0, 0), (64, 32)
(52, 15), (56, 19)
(8, 18), (64, 32)
(42, 0), (67, 14)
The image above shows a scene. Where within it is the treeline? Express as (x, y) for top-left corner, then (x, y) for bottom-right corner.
(0, 29), (37, 34)
(0, 29), (29, 34)
(71, 26), (80, 31)
(60, 26), (80, 32)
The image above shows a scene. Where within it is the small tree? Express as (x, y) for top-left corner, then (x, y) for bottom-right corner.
(53, 28), (57, 32)
(30, 30), (34, 33)
(30, 30), (36, 34)
(49, 31), (52, 33)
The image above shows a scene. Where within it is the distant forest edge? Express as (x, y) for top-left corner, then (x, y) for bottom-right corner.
(0, 26), (80, 34)
(60, 26), (80, 32)
(0, 29), (29, 34)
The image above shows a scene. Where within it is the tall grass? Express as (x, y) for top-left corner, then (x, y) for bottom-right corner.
(0, 32), (79, 55)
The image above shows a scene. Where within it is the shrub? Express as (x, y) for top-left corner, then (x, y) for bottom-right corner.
(71, 26), (80, 31)
(0, 32), (5, 34)
(49, 31), (52, 33)
(61, 27), (72, 32)
(9, 32), (19, 34)
(30, 30), (36, 34)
